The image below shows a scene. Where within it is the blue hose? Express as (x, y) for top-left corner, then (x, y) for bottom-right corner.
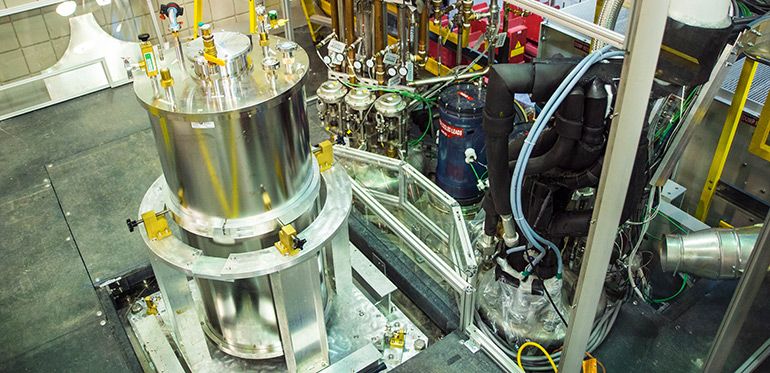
(510, 47), (624, 278)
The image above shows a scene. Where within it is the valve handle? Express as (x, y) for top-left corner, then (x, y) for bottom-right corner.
(126, 218), (140, 232)
(159, 2), (183, 17)
(138, 33), (150, 42)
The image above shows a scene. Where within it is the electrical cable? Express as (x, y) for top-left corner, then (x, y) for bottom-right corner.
(510, 46), (624, 278)
(517, 342), (558, 372)
(649, 273), (689, 303)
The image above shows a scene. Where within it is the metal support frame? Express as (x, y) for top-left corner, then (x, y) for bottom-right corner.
(695, 58), (759, 221)
(505, 0), (625, 49)
(334, 146), (477, 331)
(703, 212), (770, 372)
(559, 0), (670, 371)
(138, 161), (352, 373)
(281, 0), (295, 41)
(651, 46), (737, 186)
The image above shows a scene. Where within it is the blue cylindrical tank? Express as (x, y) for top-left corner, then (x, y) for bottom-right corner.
(436, 83), (486, 204)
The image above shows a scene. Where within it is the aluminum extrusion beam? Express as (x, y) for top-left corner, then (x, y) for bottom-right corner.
(703, 212), (770, 372)
(559, 0), (670, 371)
(504, 0), (625, 49)
(651, 46), (735, 186)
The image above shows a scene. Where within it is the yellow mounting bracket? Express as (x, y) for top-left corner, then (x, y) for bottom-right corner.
(204, 53), (226, 66)
(390, 328), (405, 348)
(274, 224), (300, 256)
(749, 86), (770, 162)
(142, 210), (172, 240)
(314, 140), (334, 172)
(144, 296), (158, 315)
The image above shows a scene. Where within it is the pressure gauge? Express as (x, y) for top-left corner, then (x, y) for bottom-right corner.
(398, 67), (408, 76)
(388, 67), (397, 76)
(334, 53), (344, 63)
(323, 55), (332, 65)
(353, 60), (362, 70)
(366, 59), (374, 68)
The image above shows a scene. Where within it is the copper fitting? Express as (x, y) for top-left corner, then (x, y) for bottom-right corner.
(200, 25), (217, 58)
(417, 6), (429, 69)
(374, 0), (385, 84)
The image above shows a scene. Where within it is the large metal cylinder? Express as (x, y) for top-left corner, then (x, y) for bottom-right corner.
(660, 225), (762, 279)
(133, 31), (324, 359)
(436, 83), (487, 204)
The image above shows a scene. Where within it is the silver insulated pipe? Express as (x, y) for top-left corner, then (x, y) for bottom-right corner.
(659, 225), (763, 279)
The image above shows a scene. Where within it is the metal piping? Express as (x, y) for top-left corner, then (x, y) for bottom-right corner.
(660, 225), (763, 279)
(407, 66), (489, 86)
(590, 0), (624, 52)
(344, 0), (355, 80)
(417, 5), (429, 68)
(373, 0), (385, 84)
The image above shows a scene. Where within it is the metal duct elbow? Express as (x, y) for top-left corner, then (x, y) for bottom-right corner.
(659, 225), (763, 279)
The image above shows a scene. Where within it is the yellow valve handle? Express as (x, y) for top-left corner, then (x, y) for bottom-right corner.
(204, 53), (226, 66)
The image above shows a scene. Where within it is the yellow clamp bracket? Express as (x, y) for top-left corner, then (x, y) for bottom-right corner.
(144, 296), (158, 315)
(313, 140), (334, 172)
(204, 53), (226, 66)
(142, 210), (172, 240)
(582, 357), (598, 373)
(390, 328), (405, 348)
(274, 224), (303, 256)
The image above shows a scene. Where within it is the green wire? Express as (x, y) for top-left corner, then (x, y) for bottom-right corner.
(411, 103), (433, 145)
(649, 273), (688, 303)
(660, 213), (688, 234)
(341, 80), (438, 145)
(654, 88), (698, 141)
(470, 162), (481, 180)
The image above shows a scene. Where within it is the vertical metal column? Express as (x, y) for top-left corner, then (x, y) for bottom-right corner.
(270, 256), (330, 372)
(148, 255), (211, 367)
(558, 0), (670, 371)
(703, 212), (770, 372)
(281, 0), (295, 41)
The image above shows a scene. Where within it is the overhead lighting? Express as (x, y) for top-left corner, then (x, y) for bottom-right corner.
(56, 1), (77, 16)
(95, 0), (111, 6)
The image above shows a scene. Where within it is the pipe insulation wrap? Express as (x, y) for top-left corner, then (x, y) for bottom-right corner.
(668, 0), (731, 28)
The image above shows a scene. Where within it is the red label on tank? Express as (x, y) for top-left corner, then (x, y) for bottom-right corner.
(440, 118), (464, 138)
(458, 91), (474, 101)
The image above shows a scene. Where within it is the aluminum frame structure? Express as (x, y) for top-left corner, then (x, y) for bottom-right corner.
(136, 161), (353, 372)
(334, 146), (478, 330)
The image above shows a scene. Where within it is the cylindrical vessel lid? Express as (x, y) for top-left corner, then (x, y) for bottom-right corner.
(438, 83), (486, 115)
(374, 93), (405, 117)
(345, 87), (375, 111)
(316, 80), (348, 104)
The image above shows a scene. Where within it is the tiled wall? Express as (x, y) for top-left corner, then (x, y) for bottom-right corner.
(0, 0), (303, 84)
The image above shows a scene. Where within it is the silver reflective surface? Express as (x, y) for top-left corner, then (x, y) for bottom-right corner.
(660, 225), (762, 279)
(133, 32), (324, 360)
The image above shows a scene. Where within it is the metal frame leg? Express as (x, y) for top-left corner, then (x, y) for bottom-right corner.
(270, 255), (330, 372)
(695, 58), (758, 221)
(558, 0), (670, 371)
(149, 255), (211, 368)
(703, 212), (770, 372)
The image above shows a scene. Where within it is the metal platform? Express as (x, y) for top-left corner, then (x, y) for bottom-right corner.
(127, 249), (428, 372)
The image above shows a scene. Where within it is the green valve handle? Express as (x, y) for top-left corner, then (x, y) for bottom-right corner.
(268, 10), (278, 20)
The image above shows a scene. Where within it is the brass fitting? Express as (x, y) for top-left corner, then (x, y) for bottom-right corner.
(431, 0), (443, 25)
(138, 33), (158, 77)
(159, 68), (174, 88)
(259, 32), (270, 47)
(200, 24), (217, 59)
(461, 0), (474, 28)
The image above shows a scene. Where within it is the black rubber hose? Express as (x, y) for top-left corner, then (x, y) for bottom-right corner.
(482, 192), (499, 236)
(508, 126), (558, 160)
(483, 64), (536, 216)
(509, 86), (585, 174)
(483, 60), (579, 216)
(547, 210), (593, 237)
